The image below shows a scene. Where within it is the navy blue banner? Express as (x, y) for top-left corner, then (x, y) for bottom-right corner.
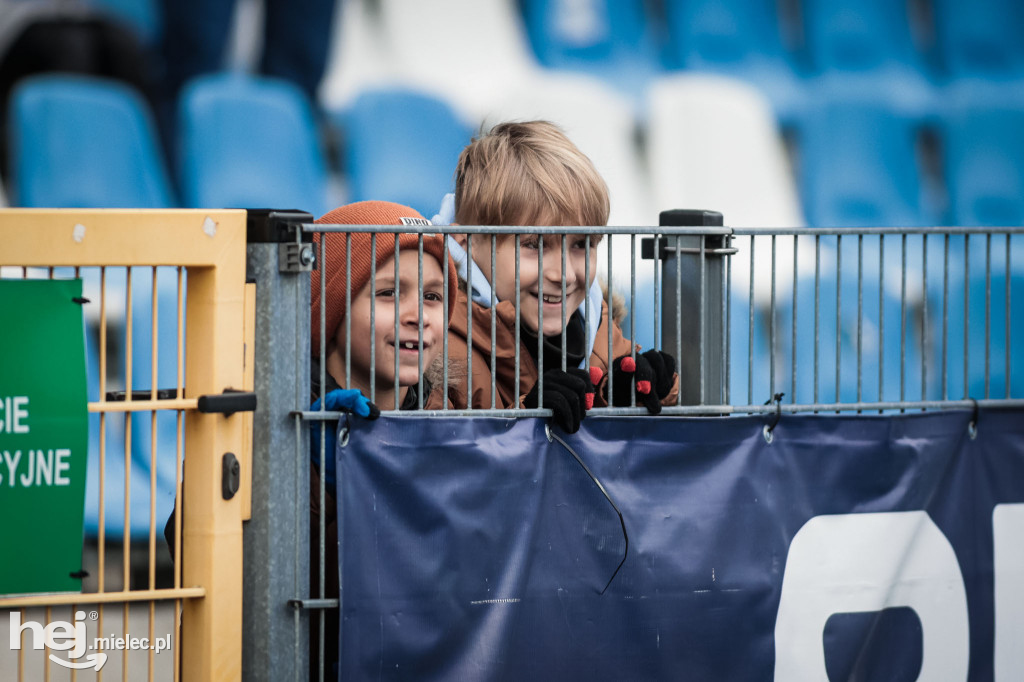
(338, 410), (1024, 681)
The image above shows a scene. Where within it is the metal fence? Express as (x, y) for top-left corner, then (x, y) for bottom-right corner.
(4, 209), (1018, 680)
(1, 209), (252, 681)
(241, 214), (1023, 680)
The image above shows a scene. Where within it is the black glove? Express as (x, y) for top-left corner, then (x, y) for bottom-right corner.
(606, 349), (676, 415)
(524, 368), (597, 434)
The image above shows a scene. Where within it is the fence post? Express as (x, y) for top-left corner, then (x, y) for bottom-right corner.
(658, 209), (731, 407)
(243, 210), (314, 680)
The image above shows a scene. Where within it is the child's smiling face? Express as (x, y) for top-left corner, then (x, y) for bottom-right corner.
(472, 233), (598, 337)
(334, 252), (446, 404)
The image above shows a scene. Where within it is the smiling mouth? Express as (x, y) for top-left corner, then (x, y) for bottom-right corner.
(390, 340), (428, 352)
(536, 293), (569, 305)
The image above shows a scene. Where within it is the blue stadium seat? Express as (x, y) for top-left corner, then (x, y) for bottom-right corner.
(335, 88), (473, 218)
(520, 0), (664, 103)
(796, 95), (932, 227)
(940, 100), (1024, 227)
(8, 74), (174, 208)
(662, 0), (807, 123)
(931, 0), (1024, 79)
(799, 0), (935, 114)
(178, 72), (330, 215)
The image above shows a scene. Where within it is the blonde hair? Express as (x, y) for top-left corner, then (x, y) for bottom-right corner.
(454, 121), (610, 229)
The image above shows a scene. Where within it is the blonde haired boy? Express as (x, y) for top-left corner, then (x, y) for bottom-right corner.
(436, 121), (678, 430)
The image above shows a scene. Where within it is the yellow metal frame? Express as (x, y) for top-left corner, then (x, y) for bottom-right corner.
(0, 209), (251, 681)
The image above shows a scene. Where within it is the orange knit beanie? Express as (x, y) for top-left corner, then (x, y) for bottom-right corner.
(310, 201), (458, 357)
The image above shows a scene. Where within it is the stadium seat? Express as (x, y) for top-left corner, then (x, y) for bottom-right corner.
(177, 72), (330, 215)
(940, 99), (1024, 227)
(800, 0), (935, 114)
(931, 0), (1024, 79)
(375, 0), (541, 120)
(519, 0), (664, 104)
(335, 88), (473, 218)
(662, 0), (807, 123)
(8, 74), (174, 208)
(796, 94), (933, 227)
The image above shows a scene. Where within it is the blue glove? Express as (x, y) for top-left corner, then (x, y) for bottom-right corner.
(310, 389), (380, 489)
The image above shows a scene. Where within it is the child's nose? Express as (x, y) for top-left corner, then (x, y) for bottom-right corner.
(399, 296), (424, 326)
(543, 251), (576, 285)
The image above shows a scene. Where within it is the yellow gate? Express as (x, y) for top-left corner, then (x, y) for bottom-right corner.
(1, 209), (252, 681)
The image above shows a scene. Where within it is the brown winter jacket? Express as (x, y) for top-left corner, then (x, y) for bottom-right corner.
(446, 294), (679, 410)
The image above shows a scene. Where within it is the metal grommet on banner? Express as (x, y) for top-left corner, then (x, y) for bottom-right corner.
(338, 413), (351, 448)
(968, 398), (979, 441)
(763, 393), (785, 444)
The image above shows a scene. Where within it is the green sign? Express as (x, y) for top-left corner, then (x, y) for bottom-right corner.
(0, 279), (88, 595)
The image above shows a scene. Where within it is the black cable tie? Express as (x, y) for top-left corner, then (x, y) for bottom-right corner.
(72, 296), (90, 305)
(69, 569), (89, 579)
(765, 392), (785, 434)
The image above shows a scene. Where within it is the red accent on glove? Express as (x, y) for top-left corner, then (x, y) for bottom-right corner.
(621, 357), (636, 372)
(637, 380), (651, 395)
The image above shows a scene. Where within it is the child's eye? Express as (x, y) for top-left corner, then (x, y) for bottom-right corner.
(521, 238), (540, 250)
(424, 291), (443, 302)
(376, 288), (395, 298)
(572, 238), (588, 249)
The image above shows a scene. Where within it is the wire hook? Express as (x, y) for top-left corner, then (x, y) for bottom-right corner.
(763, 393), (785, 444)
(968, 398), (979, 441)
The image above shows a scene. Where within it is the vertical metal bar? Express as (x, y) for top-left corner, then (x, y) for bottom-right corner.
(964, 235), (970, 398)
(699, 234), (706, 405)
(465, 234), (473, 406)
(149, 269), (159, 680)
(814, 236), (820, 406)
(943, 234), (949, 400)
(608, 238), (615, 402)
(98, 267), (108, 591)
(770, 235), (777, 397)
(675, 235), (682, 406)
(724, 235), (731, 404)
(369, 234), (377, 403)
(491, 235), (498, 408)
(922, 234), (929, 405)
(537, 235), (544, 404)
(835, 235), (842, 408)
(562, 233), (568, 373)
(985, 232), (992, 398)
(1007, 234), (1012, 399)
(857, 235), (863, 407)
(879, 235), (885, 410)
(585, 235), (592, 371)
(748, 236), (755, 406)
(515, 235), (521, 402)
(653, 233), (661, 351)
(442, 237), (449, 408)
(901, 234), (907, 408)
(345, 234), (351, 389)
(244, 235), (312, 680)
(631, 234), (637, 407)
(394, 235), (401, 410)
(418, 236), (425, 410)
(791, 236), (798, 402)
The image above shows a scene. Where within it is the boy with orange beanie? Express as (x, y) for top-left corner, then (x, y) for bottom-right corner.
(308, 200), (458, 677)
